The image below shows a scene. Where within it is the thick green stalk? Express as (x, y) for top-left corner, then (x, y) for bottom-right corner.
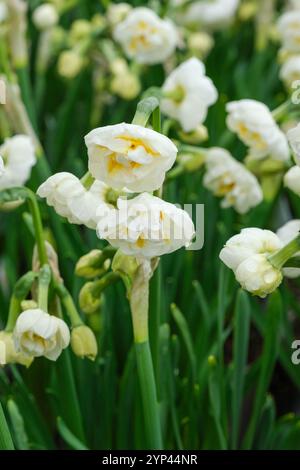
(149, 265), (161, 391)
(135, 341), (163, 449)
(0, 402), (14, 450)
(132, 96), (160, 127)
(27, 190), (48, 266)
(37, 265), (51, 311)
(54, 282), (83, 328)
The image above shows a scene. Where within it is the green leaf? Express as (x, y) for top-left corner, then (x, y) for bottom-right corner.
(231, 290), (251, 449)
(57, 417), (88, 450)
(243, 291), (282, 449)
(7, 399), (29, 450)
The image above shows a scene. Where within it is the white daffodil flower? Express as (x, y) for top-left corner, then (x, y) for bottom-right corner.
(277, 220), (300, 278)
(284, 165), (300, 196)
(203, 147), (263, 214)
(287, 123), (300, 165)
(220, 228), (283, 297)
(226, 99), (289, 161)
(32, 3), (58, 31)
(0, 135), (36, 190)
(85, 123), (177, 192)
(13, 308), (70, 361)
(37, 173), (114, 229)
(161, 57), (218, 132)
(96, 192), (195, 258)
(279, 55), (300, 87)
(179, 0), (239, 30)
(0, 331), (33, 367)
(113, 7), (178, 65)
(277, 11), (300, 53)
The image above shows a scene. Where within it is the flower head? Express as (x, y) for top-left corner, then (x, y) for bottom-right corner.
(277, 11), (300, 53)
(85, 123), (177, 192)
(284, 165), (300, 196)
(32, 3), (58, 31)
(287, 123), (300, 165)
(226, 99), (289, 161)
(277, 220), (300, 278)
(179, 0), (239, 30)
(203, 147), (263, 214)
(220, 228), (283, 297)
(0, 135), (36, 190)
(279, 56), (300, 87)
(113, 7), (178, 64)
(37, 173), (113, 229)
(97, 192), (195, 258)
(161, 57), (218, 132)
(13, 308), (70, 361)
(0, 331), (33, 367)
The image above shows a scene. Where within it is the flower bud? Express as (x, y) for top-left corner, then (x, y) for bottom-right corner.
(238, 1), (258, 22)
(178, 125), (208, 144)
(71, 325), (98, 361)
(75, 249), (109, 279)
(0, 331), (33, 367)
(79, 282), (104, 314)
(32, 3), (58, 31)
(57, 50), (85, 79)
(20, 300), (37, 311)
(107, 3), (132, 27)
(69, 19), (91, 44)
(187, 32), (214, 58)
(177, 151), (206, 172)
(111, 72), (141, 100)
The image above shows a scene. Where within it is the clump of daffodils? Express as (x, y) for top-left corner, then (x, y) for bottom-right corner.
(226, 99), (289, 161)
(203, 147), (263, 214)
(220, 227), (300, 297)
(161, 57), (218, 133)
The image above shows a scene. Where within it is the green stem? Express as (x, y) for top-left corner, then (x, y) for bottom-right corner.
(132, 96), (160, 127)
(5, 271), (37, 331)
(38, 265), (51, 311)
(16, 65), (38, 132)
(54, 282), (83, 328)
(268, 234), (300, 269)
(0, 403), (14, 450)
(149, 264), (161, 392)
(5, 297), (21, 333)
(135, 341), (163, 449)
(271, 99), (292, 122)
(27, 190), (48, 266)
(55, 299), (86, 443)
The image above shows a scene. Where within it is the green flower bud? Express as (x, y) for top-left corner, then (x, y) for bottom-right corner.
(178, 125), (208, 145)
(79, 282), (104, 314)
(75, 249), (110, 279)
(177, 151), (206, 172)
(112, 250), (140, 290)
(71, 325), (98, 361)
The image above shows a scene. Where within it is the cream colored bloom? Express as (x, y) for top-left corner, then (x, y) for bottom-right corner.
(0, 135), (36, 190)
(85, 123), (177, 192)
(161, 57), (218, 132)
(220, 228), (283, 297)
(37, 173), (113, 229)
(226, 99), (289, 161)
(279, 55), (300, 87)
(284, 165), (300, 196)
(57, 50), (85, 79)
(287, 123), (300, 165)
(277, 220), (300, 278)
(107, 2), (131, 26)
(13, 308), (70, 361)
(203, 148), (263, 214)
(0, 331), (33, 367)
(179, 0), (239, 30)
(113, 7), (178, 65)
(277, 11), (300, 53)
(97, 192), (195, 258)
(32, 3), (58, 30)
